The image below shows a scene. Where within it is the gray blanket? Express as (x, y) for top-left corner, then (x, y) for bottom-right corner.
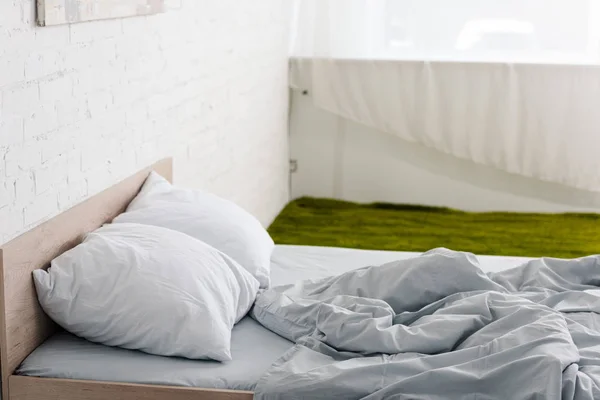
(250, 248), (600, 400)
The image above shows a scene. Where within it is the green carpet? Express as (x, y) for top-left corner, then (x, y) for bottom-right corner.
(268, 197), (600, 259)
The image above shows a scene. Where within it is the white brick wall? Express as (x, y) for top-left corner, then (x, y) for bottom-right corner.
(0, 0), (291, 244)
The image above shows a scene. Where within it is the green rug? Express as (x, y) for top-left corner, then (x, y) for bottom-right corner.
(268, 197), (600, 259)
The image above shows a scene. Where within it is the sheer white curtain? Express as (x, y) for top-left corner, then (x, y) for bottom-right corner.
(292, 0), (600, 62)
(291, 0), (600, 205)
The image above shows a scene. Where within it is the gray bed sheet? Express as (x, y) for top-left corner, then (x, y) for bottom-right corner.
(16, 245), (531, 390)
(252, 248), (600, 399)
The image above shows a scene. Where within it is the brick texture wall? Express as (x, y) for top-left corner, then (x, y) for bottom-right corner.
(0, 1), (291, 244)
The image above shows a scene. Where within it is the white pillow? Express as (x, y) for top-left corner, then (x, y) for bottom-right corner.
(33, 223), (260, 361)
(114, 172), (274, 288)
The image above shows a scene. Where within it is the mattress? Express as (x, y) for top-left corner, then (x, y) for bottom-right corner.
(17, 245), (532, 390)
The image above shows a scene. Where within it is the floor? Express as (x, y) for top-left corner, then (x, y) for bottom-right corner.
(268, 197), (600, 259)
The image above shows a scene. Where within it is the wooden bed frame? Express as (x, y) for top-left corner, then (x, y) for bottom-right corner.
(0, 158), (253, 400)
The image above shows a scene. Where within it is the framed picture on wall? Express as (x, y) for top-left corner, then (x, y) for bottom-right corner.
(37, 0), (181, 26)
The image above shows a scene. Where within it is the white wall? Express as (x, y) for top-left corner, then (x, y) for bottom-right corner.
(290, 91), (600, 213)
(0, 1), (291, 244)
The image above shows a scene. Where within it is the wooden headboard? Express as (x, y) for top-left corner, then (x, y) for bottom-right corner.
(0, 158), (173, 400)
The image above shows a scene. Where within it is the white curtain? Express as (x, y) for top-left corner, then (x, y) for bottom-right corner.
(291, 0), (600, 205)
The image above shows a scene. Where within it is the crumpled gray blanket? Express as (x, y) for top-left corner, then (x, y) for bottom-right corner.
(250, 248), (600, 400)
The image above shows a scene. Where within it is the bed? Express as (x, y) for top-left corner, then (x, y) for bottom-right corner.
(15, 245), (532, 393)
(0, 158), (538, 399)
